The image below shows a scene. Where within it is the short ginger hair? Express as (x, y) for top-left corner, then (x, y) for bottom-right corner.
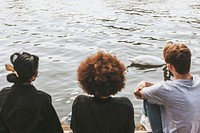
(163, 42), (191, 74)
(77, 51), (126, 97)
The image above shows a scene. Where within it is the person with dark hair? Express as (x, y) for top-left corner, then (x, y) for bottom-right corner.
(0, 52), (63, 133)
(70, 51), (135, 133)
(134, 42), (200, 133)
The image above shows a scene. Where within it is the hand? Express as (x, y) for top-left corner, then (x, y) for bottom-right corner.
(133, 81), (154, 99)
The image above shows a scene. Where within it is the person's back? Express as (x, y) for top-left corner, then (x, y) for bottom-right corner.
(156, 75), (200, 132)
(72, 95), (134, 133)
(1, 85), (62, 133)
(71, 51), (135, 133)
(0, 52), (63, 133)
(134, 42), (200, 133)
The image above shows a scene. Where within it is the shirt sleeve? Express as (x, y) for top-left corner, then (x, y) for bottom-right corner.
(142, 82), (167, 105)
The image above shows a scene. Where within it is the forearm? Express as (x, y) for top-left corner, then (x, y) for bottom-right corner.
(133, 81), (154, 99)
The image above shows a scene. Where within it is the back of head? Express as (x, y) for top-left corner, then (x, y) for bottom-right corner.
(77, 51), (126, 97)
(163, 42), (191, 74)
(7, 52), (39, 84)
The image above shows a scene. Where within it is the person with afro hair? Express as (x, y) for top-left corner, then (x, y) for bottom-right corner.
(70, 51), (135, 133)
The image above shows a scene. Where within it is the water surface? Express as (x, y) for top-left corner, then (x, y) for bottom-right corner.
(0, 0), (200, 123)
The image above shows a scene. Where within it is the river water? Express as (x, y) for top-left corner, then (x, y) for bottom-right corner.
(0, 0), (199, 123)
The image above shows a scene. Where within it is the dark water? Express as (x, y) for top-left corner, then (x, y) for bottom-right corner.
(0, 0), (200, 123)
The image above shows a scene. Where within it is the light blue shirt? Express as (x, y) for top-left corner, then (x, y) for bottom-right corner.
(143, 75), (200, 133)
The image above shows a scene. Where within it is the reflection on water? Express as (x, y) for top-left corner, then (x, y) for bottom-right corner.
(0, 0), (200, 123)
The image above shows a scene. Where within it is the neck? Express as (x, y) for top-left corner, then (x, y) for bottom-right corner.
(93, 96), (111, 104)
(21, 81), (32, 85)
(96, 96), (110, 99)
(102, 96), (110, 99)
(174, 73), (192, 80)
(94, 93), (110, 99)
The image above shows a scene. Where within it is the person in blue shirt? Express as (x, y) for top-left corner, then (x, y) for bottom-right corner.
(134, 42), (200, 133)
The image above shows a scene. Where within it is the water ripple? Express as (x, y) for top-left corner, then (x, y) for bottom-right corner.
(0, 0), (199, 122)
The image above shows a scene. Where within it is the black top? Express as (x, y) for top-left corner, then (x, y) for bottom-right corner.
(70, 95), (135, 133)
(0, 84), (63, 133)
(0, 114), (11, 133)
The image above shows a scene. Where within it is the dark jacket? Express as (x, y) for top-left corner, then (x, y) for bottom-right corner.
(0, 114), (11, 133)
(0, 84), (63, 133)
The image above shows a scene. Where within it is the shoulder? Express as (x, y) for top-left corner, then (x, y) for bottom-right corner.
(0, 86), (14, 93)
(73, 95), (90, 103)
(113, 97), (133, 109)
(0, 86), (14, 99)
(114, 97), (131, 103)
(32, 86), (52, 103)
(34, 88), (52, 103)
(37, 90), (51, 97)
(72, 95), (91, 110)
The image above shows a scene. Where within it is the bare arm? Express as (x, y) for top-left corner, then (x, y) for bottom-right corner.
(133, 81), (154, 99)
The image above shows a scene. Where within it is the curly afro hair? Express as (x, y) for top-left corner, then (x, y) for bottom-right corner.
(77, 51), (126, 97)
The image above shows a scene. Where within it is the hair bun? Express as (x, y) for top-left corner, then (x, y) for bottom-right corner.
(10, 53), (20, 64)
(7, 73), (18, 83)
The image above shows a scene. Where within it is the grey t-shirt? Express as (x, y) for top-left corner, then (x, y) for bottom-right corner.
(143, 75), (200, 133)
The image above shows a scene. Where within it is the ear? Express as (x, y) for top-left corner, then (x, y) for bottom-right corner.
(35, 69), (38, 77)
(167, 63), (175, 73)
(32, 69), (38, 81)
